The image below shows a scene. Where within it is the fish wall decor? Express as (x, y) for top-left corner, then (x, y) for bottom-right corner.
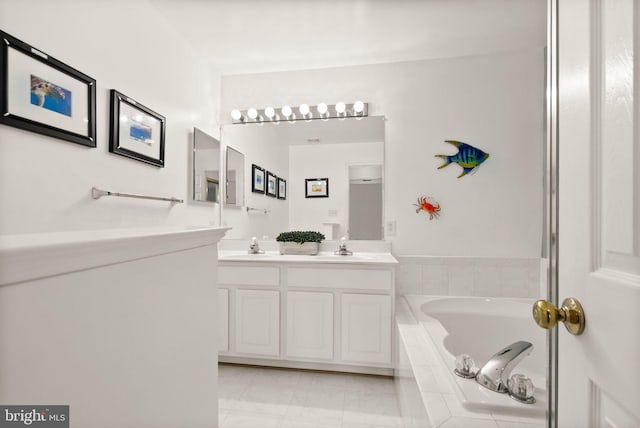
(414, 196), (440, 220)
(435, 140), (489, 178)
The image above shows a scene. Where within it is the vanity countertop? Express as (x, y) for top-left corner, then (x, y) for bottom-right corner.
(218, 250), (398, 265)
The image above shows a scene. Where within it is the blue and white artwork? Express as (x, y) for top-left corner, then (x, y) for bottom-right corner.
(30, 75), (72, 117)
(129, 122), (153, 145)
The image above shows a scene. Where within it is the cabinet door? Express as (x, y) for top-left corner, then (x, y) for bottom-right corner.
(235, 289), (280, 356)
(286, 291), (333, 360)
(218, 288), (229, 353)
(341, 293), (391, 364)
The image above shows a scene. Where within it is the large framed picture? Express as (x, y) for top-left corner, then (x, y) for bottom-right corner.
(252, 164), (265, 193)
(277, 177), (287, 200)
(266, 171), (277, 197)
(109, 89), (166, 167)
(305, 178), (329, 198)
(0, 30), (96, 147)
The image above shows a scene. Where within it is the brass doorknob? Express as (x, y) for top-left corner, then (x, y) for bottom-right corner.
(532, 297), (585, 335)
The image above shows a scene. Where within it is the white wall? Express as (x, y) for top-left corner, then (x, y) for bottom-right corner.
(221, 49), (545, 257)
(0, 0), (221, 234)
(289, 141), (384, 239)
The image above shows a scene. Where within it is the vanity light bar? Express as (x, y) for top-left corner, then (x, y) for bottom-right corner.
(230, 102), (368, 124)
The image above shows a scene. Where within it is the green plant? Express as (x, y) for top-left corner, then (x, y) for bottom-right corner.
(276, 231), (325, 244)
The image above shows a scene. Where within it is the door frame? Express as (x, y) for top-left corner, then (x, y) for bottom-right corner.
(545, 0), (559, 427)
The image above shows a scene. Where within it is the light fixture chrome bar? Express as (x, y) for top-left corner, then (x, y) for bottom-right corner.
(91, 187), (184, 203)
(231, 102), (368, 124)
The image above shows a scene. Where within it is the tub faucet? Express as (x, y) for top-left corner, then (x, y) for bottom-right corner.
(334, 236), (353, 256)
(248, 237), (264, 254)
(475, 341), (533, 393)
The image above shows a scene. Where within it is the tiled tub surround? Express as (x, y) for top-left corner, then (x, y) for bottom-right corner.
(395, 296), (545, 428)
(396, 256), (544, 299)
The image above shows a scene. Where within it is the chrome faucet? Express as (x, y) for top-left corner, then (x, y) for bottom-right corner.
(475, 341), (533, 393)
(334, 236), (353, 256)
(248, 237), (265, 254)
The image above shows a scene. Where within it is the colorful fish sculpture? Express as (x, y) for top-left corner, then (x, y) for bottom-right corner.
(435, 140), (489, 178)
(414, 196), (440, 220)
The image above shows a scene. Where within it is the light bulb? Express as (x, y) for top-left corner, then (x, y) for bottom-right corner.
(264, 107), (275, 119)
(247, 108), (258, 120)
(317, 103), (328, 115)
(335, 102), (346, 114)
(299, 104), (310, 115)
(354, 100), (365, 113)
(231, 109), (242, 121)
(282, 105), (292, 118)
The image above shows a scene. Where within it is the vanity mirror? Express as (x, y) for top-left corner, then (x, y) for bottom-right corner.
(221, 116), (385, 240)
(192, 127), (220, 203)
(225, 146), (245, 207)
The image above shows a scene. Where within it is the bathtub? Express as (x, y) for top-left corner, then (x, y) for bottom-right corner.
(397, 295), (546, 427)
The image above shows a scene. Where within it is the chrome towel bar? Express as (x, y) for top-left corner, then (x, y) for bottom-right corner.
(246, 206), (270, 214)
(91, 187), (183, 203)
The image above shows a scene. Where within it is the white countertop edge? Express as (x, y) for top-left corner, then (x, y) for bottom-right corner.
(0, 226), (231, 286)
(218, 250), (398, 265)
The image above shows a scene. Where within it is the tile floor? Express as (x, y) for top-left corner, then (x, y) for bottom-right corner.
(218, 363), (404, 428)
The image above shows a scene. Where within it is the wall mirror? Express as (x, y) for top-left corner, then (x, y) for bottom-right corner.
(225, 146), (245, 207)
(220, 116), (385, 240)
(192, 127), (220, 203)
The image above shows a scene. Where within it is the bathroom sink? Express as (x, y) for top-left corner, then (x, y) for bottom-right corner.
(218, 252), (277, 261)
(313, 254), (374, 261)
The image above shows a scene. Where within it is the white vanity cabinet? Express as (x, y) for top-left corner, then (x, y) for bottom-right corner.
(217, 253), (397, 374)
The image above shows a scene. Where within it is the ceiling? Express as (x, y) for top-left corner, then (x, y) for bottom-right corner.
(149, 0), (547, 76)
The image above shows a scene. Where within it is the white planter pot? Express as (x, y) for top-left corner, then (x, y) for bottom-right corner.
(279, 242), (320, 255)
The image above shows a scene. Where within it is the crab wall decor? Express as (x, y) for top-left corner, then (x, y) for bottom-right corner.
(414, 196), (441, 220)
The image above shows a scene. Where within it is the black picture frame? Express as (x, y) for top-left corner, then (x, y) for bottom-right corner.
(0, 30), (96, 147)
(277, 177), (287, 200)
(252, 164), (265, 193)
(109, 89), (165, 167)
(305, 178), (329, 198)
(266, 171), (277, 197)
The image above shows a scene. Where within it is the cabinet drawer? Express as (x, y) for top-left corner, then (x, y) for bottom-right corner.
(219, 266), (279, 286)
(287, 267), (391, 290)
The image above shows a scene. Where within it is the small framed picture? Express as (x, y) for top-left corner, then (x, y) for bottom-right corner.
(266, 171), (277, 197)
(0, 30), (96, 147)
(277, 177), (287, 200)
(305, 178), (329, 198)
(109, 89), (165, 167)
(252, 164), (265, 193)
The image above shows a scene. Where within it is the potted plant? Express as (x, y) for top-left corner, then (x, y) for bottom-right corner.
(276, 231), (325, 255)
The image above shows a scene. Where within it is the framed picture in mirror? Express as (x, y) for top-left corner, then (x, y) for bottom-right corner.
(266, 171), (277, 197)
(277, 177), (287, 200)
(305, 178), (329, 198)
(252, 164), (265, 193)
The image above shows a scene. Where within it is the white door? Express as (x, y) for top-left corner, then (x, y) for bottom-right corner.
(557, 0), (640, 426)
(218, 288), (229, 353)
(286, 291), (334, 360)
(235, 289), (280, 356)
(341, 293), (391, 364)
